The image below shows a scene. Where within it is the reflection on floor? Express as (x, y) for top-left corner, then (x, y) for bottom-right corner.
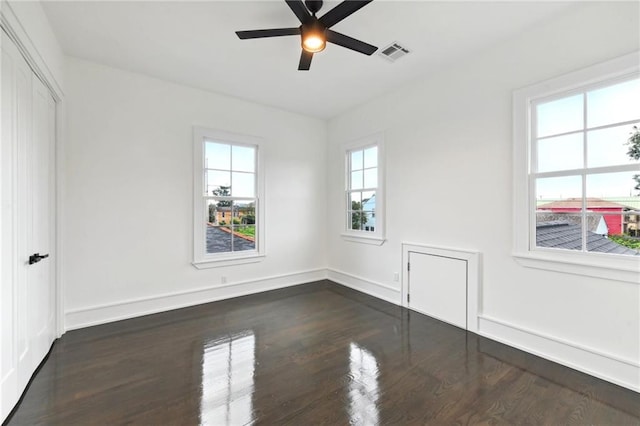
(5, 281), (640, 425)
(200, 331), (255, 426)
(348, 342), (379, 425)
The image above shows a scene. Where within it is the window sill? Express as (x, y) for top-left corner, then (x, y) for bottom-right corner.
(192, 254), (265, 269)
(513, 250), (640, 283)
(341, 233), (386, 246)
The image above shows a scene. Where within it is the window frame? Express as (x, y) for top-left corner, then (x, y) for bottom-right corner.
(342, 133), (385, 245)
(513, 51), (640, 283)
(192, 127), (265, 269)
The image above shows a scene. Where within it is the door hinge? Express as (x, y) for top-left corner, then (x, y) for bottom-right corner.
(407, 294), (410, 303)
(407, 262), (410, 271)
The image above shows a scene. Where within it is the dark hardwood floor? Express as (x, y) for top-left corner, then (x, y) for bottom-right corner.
(5, 281), (640, 425)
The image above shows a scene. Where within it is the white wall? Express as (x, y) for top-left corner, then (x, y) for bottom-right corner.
(327, 2), (640, 390)
(63, 57), (327, 328)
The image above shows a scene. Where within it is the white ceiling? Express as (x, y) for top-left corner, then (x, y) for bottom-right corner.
(42, 1), (578, 119)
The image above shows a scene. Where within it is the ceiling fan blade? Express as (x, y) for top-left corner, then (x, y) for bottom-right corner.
(298, 50), (313, 70)
(285, 0), (311, 24)
(326, 30), (377, 55)
(319, 0), (373, 28)
(236, 28), (301, 39)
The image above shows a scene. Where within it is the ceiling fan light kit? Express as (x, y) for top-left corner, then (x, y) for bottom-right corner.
(235, 0), (378, 71)
(301, 20), (326, 53)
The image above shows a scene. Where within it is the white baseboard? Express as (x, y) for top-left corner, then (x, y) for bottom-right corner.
(478, 315), (640, 392)
(64, 269), (327, 331)
(63, 267), (638, 393)
(327, 268), (401, 305)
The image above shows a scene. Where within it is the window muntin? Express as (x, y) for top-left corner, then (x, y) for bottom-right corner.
(347, 145), (378, 233)
(531, 76), (640, 256)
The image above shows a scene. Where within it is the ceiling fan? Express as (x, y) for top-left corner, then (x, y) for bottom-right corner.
(236, 0), (377, 71)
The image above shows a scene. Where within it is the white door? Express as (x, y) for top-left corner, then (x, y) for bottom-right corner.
(28, 65), (56, 372)
(1, 30), (56, 421)
(408, 251), (467, 329)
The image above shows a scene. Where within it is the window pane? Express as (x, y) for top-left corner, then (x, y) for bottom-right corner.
(588, 210), (625, 236)
(623, 213), (640, 238)
(231, 172), (255, 197)
(232, 225), (256, 252)
(586, 213), (613, 236)
(206, 225), (232, 254)
(211, 199), (232, 225)
(586, 213), (640, 255)
(361, 210), (374, 231)
(351, 170), (363, 190)
(237, 202), (256, 226)
(536, 94), (583, 138)
(602, 232), (640, 255)
(207, 170), (231, 196)
(350, 211), (366, 231)
(535, 175), (582, 208)
(363, 168), (377, 188)
(350, 192), (362, 210)
(206, 199), (231, 254)
(587, 123), (640, 168)
(351, 150), (363, 171)
(537, 133), (583, 172)
(206, 200), (257, 254)
(206, 199), (219, 224)
(231, 202), (241, 221)
(536, 213), (582, 251)
(364, 146), (378, 168)
(586, 171), (639, 200)
(205, 142), (230, 170)
(361, 192), (376, 232)
(232, 145), (255, 173)
(587, 78), (640, 128)
(362, 191), (375, 208)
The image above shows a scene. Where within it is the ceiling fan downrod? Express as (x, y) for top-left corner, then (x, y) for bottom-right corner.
(305, 0), (323, 16)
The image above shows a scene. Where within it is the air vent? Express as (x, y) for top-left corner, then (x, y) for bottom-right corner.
(378, 42), (410, 62)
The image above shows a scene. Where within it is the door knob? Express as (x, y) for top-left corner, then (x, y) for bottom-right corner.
(28, 253), (49, 265)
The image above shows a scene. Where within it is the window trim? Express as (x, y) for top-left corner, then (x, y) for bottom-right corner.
(513, 51), (640, 283)
(342, 133), (386, 245)
(192, 126), (265, 269)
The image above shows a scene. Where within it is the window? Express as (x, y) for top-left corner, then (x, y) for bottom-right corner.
(193, 127), (264, 268)
(513, 52), (640, 282)
(343, 134), (385, 244)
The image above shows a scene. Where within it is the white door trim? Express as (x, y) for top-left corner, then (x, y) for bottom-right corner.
(0, 2), (64, 101)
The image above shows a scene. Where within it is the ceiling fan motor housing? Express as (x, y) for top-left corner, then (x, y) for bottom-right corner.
(305, 0), (323, 15)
